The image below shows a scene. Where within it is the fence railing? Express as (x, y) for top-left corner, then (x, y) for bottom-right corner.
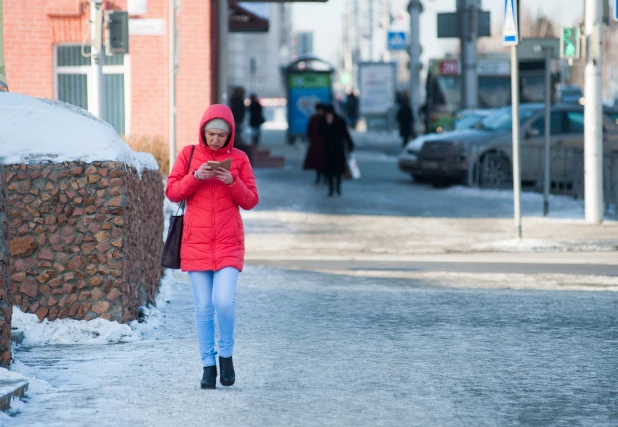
(466, 143), (618, 218)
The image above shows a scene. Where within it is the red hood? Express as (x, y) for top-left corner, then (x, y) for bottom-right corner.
(199, 104), (236, 149)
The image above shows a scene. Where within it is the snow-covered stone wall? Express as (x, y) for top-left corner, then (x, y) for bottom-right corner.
(0, 166), (11, 367)
(4, 162), (164, 327)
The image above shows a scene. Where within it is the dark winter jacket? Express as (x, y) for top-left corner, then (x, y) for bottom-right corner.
(303, 113), (325, 171)
(248, 101), (265, 128)
(319, 115), (354, 175)
(397, 104), (414, 137)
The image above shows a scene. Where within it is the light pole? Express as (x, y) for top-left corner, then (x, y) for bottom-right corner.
(584, 0), (604, 223)
(90, 0), (105, 119)
(408, 0), (423, 137)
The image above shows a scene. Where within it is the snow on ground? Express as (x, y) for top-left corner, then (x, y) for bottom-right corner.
(437, 185), (586, 219)
(0, 93), (158, 171)
(11, 308), (139, 346)
(470, 238), (617, 253)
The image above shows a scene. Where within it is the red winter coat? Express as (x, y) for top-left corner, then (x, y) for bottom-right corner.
(165, 104), (259, 272)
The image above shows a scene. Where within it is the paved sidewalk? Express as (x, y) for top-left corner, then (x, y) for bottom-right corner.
(5, 266), (618, 426)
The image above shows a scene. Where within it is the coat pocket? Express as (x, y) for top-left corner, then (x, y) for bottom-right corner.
(235, 215), (244, 243)
(182, 215), (193, 243)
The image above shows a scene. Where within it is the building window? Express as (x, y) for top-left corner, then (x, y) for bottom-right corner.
(54, 45), (130, 136)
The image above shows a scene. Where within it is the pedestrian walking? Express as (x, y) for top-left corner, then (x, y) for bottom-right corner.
(346, 90), (359, 129)
(320, 105), (355, 197)
(303, 103), (326, 184)
(397, 95), (415, 147)
(165, 104), (259, 390)
(229, 86), (246, 137)
(248, 94), (265, 146)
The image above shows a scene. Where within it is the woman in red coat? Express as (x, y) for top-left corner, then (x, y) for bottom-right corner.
(303, 103), (326, 184)
(165, 104), (259, 390)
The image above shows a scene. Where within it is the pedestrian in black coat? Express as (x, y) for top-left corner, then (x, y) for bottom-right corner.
(397, 96), (415, 147)
(320, 105), (355, 197)
(247, 94), (265, 146)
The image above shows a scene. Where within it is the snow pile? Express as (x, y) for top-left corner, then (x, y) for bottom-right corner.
(11, 308), (140, 345)
(0, 366), (27, 382)
(0, 92), (158, 171)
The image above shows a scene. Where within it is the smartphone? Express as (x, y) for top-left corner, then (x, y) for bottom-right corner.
(206, 158), (232, 171)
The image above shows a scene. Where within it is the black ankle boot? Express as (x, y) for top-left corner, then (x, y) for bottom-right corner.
(201, 365), (217, 389)
(219, 356), (235, 386)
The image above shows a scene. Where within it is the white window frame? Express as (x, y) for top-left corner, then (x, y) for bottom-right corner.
(53, 44), (132, 136)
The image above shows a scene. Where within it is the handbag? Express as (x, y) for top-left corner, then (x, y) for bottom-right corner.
(161, 145), (195, 269)
(347, 153), (361, 180)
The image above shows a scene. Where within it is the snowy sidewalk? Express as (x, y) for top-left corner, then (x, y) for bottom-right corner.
(3, 266), (617, 426)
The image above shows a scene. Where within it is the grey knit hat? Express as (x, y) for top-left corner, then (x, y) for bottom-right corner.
(204, 118), (231, 134)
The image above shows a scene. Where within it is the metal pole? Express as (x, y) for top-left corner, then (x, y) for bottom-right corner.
(90, 0), (105, 119)
(511, 45), (522, 239)
(218, 0), (228, 104)
(584, 0), (604, 223)
(461, 0), (478, 109)
(169, 0), (176, 171)
(369, 0), (374, 61)
(409, 0), (422, 136)
(543, 47), (552, 216)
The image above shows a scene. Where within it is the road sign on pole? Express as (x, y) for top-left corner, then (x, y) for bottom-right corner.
(387, 31), (407, 51)
(615, 0), (618, 21)
(503, 0), (519, 45)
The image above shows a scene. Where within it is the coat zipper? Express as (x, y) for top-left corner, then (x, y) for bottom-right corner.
(211, 151), (216, 270)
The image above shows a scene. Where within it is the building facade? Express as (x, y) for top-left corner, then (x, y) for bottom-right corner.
(3, 0), (215, 154)
(227, 3), (291, 99)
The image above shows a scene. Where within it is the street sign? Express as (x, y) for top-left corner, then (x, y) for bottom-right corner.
(615, 0), (618, 22)
(518, 38), (560, 60)
(560, 27), (581, 59)
(437, 11), (491, 38)
(503, 0), (519, 45)
(387, 31), (407, 51)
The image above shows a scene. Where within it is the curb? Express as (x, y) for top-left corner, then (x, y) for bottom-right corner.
(0, 380), (29, 412)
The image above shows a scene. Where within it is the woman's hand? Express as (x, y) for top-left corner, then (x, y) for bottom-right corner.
(215, 168), (235, 185)
(195, 163), (218, 180)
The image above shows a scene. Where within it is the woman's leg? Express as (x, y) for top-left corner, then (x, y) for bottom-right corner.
(188, 271), (216, 367)
(336, 173), (342, 195)
(327, 174), (334, 196)
(212, 267), (239, 358)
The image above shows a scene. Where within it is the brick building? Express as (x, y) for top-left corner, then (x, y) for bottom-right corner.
(3, 0), (217, 154)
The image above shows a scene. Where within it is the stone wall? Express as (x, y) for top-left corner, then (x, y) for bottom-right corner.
(5, 162), (164, 326)
(0, 166), (11, 367)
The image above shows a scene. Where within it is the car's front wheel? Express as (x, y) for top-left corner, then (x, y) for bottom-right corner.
(478, 152), (511, 187)
(411, 174), (428, 184)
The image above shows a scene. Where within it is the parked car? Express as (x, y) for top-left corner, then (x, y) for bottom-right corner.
(556, 85), (584, 104)
(406, 103), (618, 186)
(398, 109), (494, 182)
(452, 108), (493, 131)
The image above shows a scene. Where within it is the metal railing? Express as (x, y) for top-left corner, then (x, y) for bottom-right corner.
(466, 143), (618, 218)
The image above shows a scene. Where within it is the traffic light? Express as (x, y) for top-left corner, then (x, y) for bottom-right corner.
(105, 11), (129, 55)
(560, 27), (580, 59)
(340, 72), (350, 85)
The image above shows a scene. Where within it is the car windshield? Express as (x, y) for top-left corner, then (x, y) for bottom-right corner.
(562, 89), (582, 97)
(454, 115), (484, 130)
(478, 108), (539, 131)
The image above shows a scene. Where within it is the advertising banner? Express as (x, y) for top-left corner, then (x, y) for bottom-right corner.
(359, 63), (395, 115)
(288, 72), (331, 136)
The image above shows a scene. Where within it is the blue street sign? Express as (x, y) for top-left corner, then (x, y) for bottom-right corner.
(503, 0), (519, 45)
(387, 31), (407, 51)
(615, 0), (618, 22)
